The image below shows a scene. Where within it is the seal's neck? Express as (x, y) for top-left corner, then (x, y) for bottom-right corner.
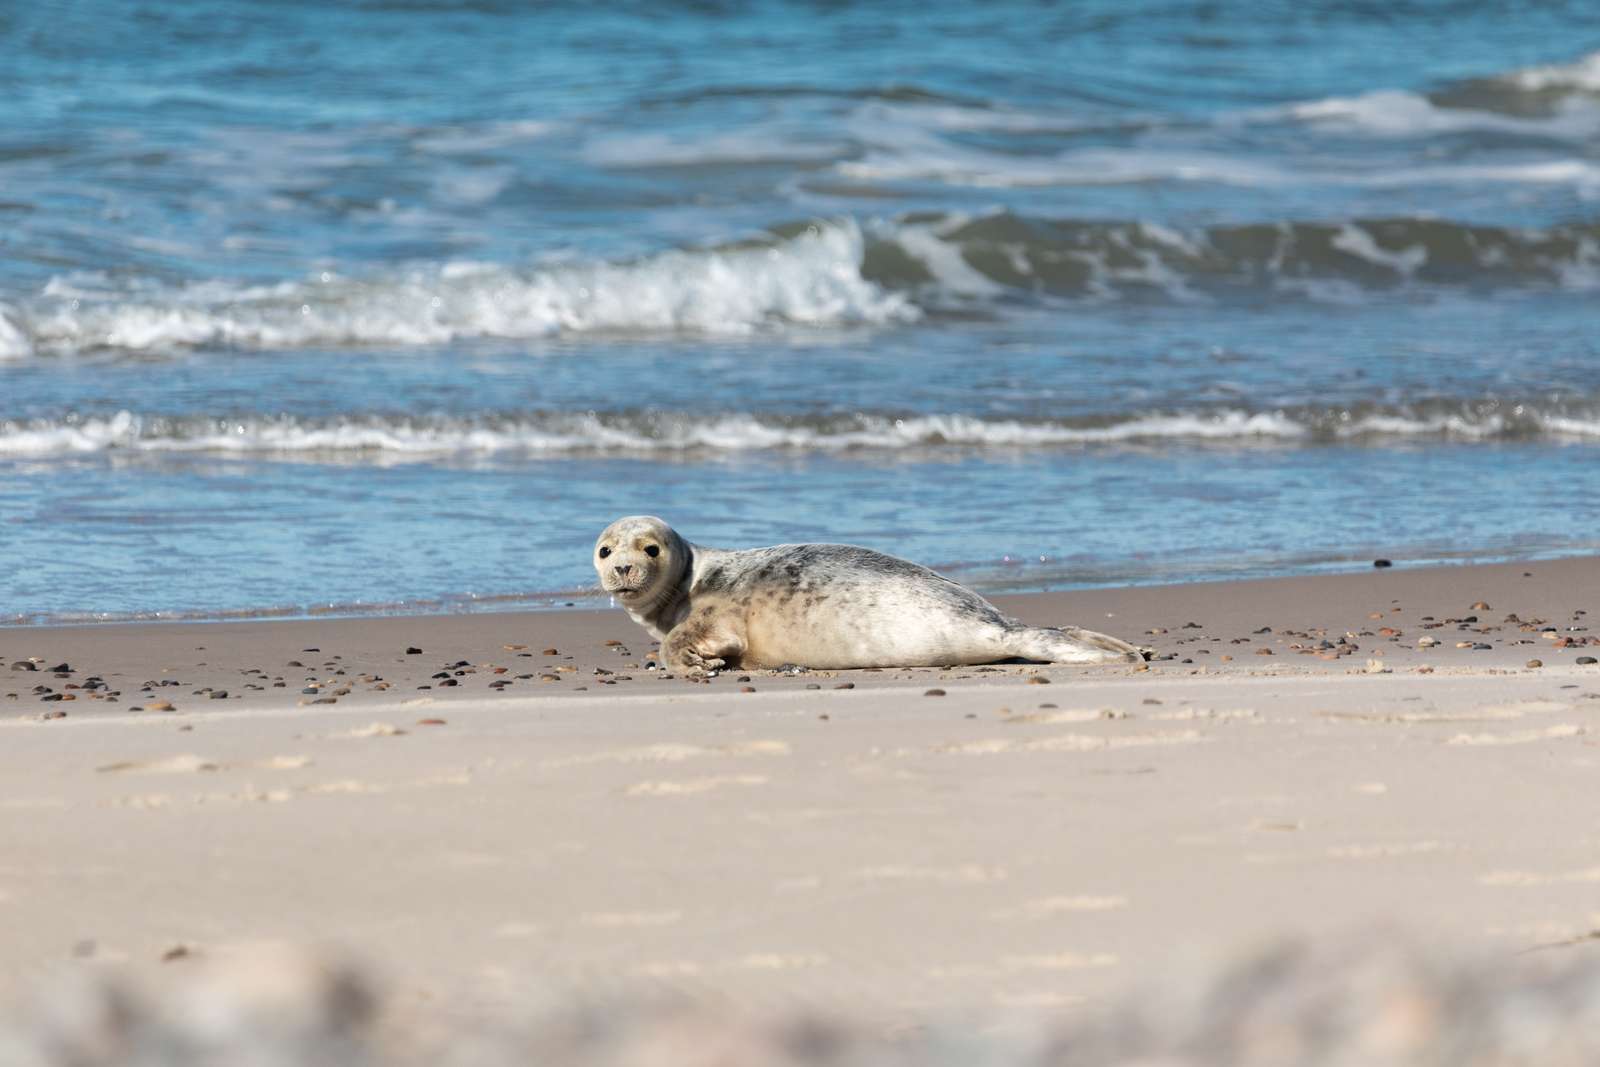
(624, 536), (720, 640)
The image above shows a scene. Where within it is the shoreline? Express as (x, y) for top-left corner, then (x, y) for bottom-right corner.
(4, 553), (1599, 1026)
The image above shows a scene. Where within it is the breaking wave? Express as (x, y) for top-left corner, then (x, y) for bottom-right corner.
(0, 221), (916, 359)
(5, 212), (1600, 359)
(5, 401), (1599, 461)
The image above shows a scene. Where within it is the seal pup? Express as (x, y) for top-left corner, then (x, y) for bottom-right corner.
(594, 515), (1145, 677)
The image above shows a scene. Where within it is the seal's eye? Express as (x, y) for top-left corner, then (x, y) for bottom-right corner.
(598, 546), (612, 559)
(644, 544), (660, 558)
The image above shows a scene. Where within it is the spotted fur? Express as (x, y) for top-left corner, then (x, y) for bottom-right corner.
(593, 515), (1145, 677)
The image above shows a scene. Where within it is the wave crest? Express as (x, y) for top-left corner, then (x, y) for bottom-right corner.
(4, 402), (1598, 462)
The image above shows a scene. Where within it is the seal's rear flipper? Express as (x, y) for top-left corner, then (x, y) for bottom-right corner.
(1003, 624), (1145, 664)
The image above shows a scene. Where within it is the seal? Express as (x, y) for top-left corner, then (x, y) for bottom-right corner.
(593, 515), (1145, 676)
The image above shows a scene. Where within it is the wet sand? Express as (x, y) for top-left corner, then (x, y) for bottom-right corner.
(3, 555), (1599, 1026)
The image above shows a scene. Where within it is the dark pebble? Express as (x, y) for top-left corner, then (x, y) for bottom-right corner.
(440, 678), (458, 686)
(48, 663), (70, 673)
(286, 660), (303, 668)
(740, 686), (756, 693)
(10, 661), (36, 671)
(1579, 656), (1599, 666)
(208, 689), (228, 699)
(312, 697), (338, 705)
(1373, 559), (1393, 568)
(41, 693), (63, 702)
(833, 682), (855, 690)
(405, 646), (423, 655)
(300, 687), (319, 695)
(41, 710), (66, 720)
(924, 688), (946, 697)
(805, 683), (821, 690)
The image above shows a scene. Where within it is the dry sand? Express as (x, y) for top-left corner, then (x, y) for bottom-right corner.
(3, 555), (1599, 1038)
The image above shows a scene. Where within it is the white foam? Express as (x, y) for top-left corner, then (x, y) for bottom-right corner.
(1503, 50), (1600, 92)
(0, 306), (31, 360)
(1283, 89), (1600, 139)
(3, 222), (916, 356)
(584, 129), (845, 167)
(1330, 223), (1428, 278)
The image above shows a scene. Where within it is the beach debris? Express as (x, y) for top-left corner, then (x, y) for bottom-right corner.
(1472, 601), (1491, 611)
(1373, 558), (1393, 567)
(1255, 648), (1274, 656)
(502, 644), (526, 651)
(48, 663), (70, 674)
(1027, 675), (1051, 684)
(924, 688), (946, 697)
(40, 709), (66, 720)
(1364, 659), (1391, 674)
(1417, 636), (1438, 647)
(1527, 659), (1544, 669)
(144, 700), (175, 712)
(405, 646), (423, 654)
(417, 718), (447, 726)
(604, 639), (623, 647)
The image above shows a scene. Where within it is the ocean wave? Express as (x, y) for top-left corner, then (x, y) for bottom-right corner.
(0, 221), (916, 357)
(4, 403), (1598, 461)
(6, 213), (1600, 359)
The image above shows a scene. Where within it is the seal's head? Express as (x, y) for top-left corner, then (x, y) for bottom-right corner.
(594, 515), (684, 607)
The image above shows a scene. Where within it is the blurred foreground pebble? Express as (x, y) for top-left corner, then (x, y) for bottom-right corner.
(6, 935), (1600, 1066)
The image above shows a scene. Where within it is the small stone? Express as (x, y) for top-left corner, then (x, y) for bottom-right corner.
(161, 945), (191, 963)
(1417, 636), (1438, 647)
(503, 644), (526, 651)
(1255, 648), (1274, 656)
(40, 710), (66, 720)
(1526, 659), (1544, 669)
(417, 718), (447, 726)
(47, 663), (70, 673)
(10, 661), (36, 671)
(805, 683), (821, 690)
(144, 700), (175, 712)
(737, 675), (752, 682)
(405, 646), (423, 655)
(924, 688), (946, 697)
(1364, 659), (1390, 674)
(604, 640), (623, 647)
(740, 686), (756, 693)
(209, 690), (228, 699)
(1472, 601), (1491, 611)
(833, 682), (855, 690)
(1373, 559), (1393, 568)
(1579, 656), (1599, 666)
(1026, 675), (1050, 685)
(1220, 655), (1233, 662)
(539, 674), (559, 682)
(541, 647), (559, 656)
(286, 660), (303, 667)
(312, 697), (339, 705)
(302, 687), (321, 695)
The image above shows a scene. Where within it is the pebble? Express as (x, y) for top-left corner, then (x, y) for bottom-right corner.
(1026, 675), (1051, 685)
(48, 663), (70, 673)
(144, 701), (175, 712)
(1255, 648), (1274, 656)
(312, 697), (338, 705)
(1472, 601), (1491, 611)
(10, 661), (36, 671)
(209, 690), (228, 699)
(924, 688), (946, 697)
(833, 682), (855, 690)
(41, 710), (66, 720)
(1526, 659), (1544, 669)
(604, 640), (623, 647)
(541, 647), (559, 655)
(1580, 656), (1599, 666)
(1373, 559), (1392, 568)
(417, 718), (447, 726)
(740, 686), (757, 693)
(1417, 636), (1438, 647)
(805, 683), (821, 690)
(406, 646), (423, 655)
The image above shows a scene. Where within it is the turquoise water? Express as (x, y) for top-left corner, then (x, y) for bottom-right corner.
(3, 2), (1600, 622)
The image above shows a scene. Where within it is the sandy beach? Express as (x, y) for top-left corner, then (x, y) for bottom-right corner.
(4, 554), (1599, 1043)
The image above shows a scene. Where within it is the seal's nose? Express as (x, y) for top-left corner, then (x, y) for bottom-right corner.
(613, 564), (632, 577)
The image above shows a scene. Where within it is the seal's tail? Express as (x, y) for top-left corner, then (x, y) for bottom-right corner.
(1002, 624), (1147, 664)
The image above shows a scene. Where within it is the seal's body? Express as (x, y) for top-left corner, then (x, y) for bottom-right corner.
(594, 516), (1145, 676)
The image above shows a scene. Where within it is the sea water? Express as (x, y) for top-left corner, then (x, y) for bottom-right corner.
(3, 1), (1599, 622)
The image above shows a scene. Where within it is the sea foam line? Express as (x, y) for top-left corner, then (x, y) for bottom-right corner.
(3, 406), (1598, 461)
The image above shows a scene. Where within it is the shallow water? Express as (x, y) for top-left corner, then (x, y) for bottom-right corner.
(3, 2), (1600, 622)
